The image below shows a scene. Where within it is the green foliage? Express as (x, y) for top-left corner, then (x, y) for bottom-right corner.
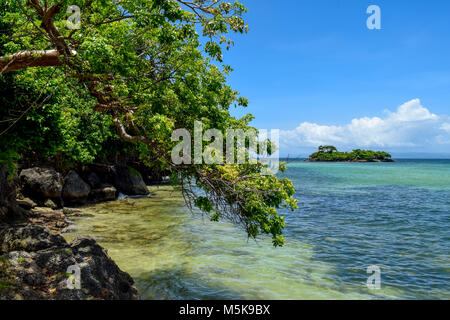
(0, 0), (297, 246)
(0, 69), (114, 169)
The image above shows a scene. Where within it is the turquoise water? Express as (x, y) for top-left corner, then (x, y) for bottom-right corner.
(279, 159), (450, 299)
(64, 159), (450, 299)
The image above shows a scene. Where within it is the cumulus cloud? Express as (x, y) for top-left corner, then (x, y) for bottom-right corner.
(279, 99), (450, 153)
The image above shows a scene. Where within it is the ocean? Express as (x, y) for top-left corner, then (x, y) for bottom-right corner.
(64, 159), (450, 299)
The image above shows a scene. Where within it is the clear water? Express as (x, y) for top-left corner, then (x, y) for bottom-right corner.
(64, 159), (450, 299)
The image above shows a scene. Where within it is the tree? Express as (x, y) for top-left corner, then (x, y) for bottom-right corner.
(0, 0), (297, 246)
(318, 145), (337, 153)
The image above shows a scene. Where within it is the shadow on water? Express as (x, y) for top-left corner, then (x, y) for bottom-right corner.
(135, 266), (254, 300)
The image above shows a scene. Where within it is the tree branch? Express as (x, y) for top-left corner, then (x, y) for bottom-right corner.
(0, 50), (63, 74)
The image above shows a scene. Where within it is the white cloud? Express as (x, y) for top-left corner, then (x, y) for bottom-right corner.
(279, 99), (450, 153)
(441, 122), (450, 132)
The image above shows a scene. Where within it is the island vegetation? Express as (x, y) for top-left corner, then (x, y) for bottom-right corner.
(306, 146), (394, 162)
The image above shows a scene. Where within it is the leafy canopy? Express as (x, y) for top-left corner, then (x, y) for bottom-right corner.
(0, 0), (297, 246)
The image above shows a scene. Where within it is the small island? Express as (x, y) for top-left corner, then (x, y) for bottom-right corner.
(305, 146), (394, 162)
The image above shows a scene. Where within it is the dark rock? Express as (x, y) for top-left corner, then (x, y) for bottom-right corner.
(0, 165), (18, 208)
(87, 165), (148, 196)
(0, 165), (27, 223)
(19, 167), (63, 201)
(0, 225), (139, 300)
(85, 172), (102, 188)
(0, 224), (66, 254)
(113, 166), (149, 196)
(88, 164), (116, 186)
(69, 235), (138, 299)
(62, 171), (91, 203)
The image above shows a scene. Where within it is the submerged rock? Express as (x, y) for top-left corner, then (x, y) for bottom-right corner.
(0, 224), (138, 300)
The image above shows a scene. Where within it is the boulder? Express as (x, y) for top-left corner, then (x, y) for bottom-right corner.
(85, 171), (102, 189)
(113, 166), (149, 196)
(87, 164), (116, 186)
(0, 225), (139, 300)
(62, 171), (91, 203)
(19, 167), (63, 200)
(0, 224), (66, 254)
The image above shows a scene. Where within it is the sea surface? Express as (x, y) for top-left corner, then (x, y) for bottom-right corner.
(64, 159), (450, 299)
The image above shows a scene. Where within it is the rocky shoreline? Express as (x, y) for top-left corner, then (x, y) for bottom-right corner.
(18, 164), (152, 209)
(0, 224), (138, 300)
(0, 163), (160, 300)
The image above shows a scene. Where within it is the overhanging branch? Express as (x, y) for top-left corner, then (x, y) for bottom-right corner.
(0, 50), (65, 74)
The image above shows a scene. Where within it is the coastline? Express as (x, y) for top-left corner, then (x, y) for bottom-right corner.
(0, 164), (163, 300)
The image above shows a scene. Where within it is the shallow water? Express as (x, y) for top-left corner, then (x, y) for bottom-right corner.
(64, 159), (450, 299)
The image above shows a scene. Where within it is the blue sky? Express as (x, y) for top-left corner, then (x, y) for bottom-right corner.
(223, 0), (450, 156)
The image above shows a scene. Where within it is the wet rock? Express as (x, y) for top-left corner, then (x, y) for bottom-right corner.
(19, 167), (63, 201)
(62, 171), (91, 203)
